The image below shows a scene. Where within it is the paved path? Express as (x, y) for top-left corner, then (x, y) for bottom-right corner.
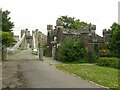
(0, 63), (2, 89)
(7, 49), (38, 60)
(20, 60), (104, 88)
(6, 49), (106, 88)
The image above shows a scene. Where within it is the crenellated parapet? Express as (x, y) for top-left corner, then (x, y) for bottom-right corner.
(103, 29), (111, 36)
(47, 25), (53, 31)
(21, 29), (25, 37)
(102, 29), (111, 44)
(56, 18), (64, 27)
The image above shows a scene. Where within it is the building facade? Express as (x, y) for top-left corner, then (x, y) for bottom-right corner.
(47, 18), (104, 59)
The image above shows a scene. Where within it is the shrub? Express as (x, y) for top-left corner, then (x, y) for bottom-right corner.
(43, 43), (47, 56)
(2, 32), (15, 47)
(99, 49), (111, 57)
(57, 38), (86, 63)
(96, 57), (119, 69)
(86, 51), (99, 63)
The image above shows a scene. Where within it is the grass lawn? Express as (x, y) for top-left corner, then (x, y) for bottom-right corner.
(56, 64), (119, 89)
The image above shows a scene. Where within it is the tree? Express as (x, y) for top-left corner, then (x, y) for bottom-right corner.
(60, 15), (88, 29)
(1, 10), (15, 47)
(2, 32), (15, 47)
(57, 38), (86, 62)
(2, 10), (14, 32)
(109, 23), (120, 57)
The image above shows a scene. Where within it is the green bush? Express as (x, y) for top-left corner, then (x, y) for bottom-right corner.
(57, 38), (86, 63)
(43, 43), (47, 56)
(96, 57), (119, 69)
(99, 49), (111, 57)
(2, 32), (15, 47)
(86, 51), (99, 63)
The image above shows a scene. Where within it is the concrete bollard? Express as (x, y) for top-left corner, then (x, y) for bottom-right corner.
(39, 47), (43, 61)
(2, 45), (7, 61)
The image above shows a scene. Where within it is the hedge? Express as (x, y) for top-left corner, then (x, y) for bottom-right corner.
(96, 57), (120, 69)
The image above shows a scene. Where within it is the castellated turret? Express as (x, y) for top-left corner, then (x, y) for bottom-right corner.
(47, 24), (54, 57)
(47, 25), (53, 37)
(103, 29), (111, 44)
(56, 18), (64, 29)
(47, 25), (53, 31)
(25, 29), (31, 38)
(90, 25), (96, 35)
(21, 29), (25, 38)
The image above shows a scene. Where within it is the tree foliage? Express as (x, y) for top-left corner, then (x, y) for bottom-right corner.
(0, 9), (2, 28)
(57, 38), (86, 62)
(60, 15), (88, 29)
(1, 10), (15, 47)
(2, 32), (15, 47)
(109, 23), (120, 57)
(99, 49), (111, 57)
(2, 10), (14, 32)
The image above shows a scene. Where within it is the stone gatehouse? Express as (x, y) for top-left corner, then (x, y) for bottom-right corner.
(47, 18), (111, 59)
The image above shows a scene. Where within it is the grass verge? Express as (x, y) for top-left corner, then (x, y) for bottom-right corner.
(56, 64), (118, 89)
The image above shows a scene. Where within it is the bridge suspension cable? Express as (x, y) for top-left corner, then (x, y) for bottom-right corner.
(9, 33), (26, 53)
(33, 33), (36, 49)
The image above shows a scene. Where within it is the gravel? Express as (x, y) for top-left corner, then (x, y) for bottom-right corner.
(2, 61), (26, 88)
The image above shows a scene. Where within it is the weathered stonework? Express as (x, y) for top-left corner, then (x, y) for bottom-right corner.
(103, 29), (111, 44)
(47, 18), (104, 58)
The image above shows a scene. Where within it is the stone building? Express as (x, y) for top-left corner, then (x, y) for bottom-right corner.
(47, 18), (103, 59)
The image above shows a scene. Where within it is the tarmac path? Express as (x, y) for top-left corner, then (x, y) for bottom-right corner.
(5, 49), (106, 88)
(0, 63), (2, 89)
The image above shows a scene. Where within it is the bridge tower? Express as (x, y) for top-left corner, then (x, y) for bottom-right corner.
(55, 18), (64, 44)
(20, 29), (27, 50)
(47, 25), (53, 57)
(20, 29), (33, 50)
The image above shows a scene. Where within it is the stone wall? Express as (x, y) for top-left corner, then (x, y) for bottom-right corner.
(103, 29), (111, 44)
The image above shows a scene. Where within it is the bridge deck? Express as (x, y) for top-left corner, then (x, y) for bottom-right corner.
(6, 49), (38, 61)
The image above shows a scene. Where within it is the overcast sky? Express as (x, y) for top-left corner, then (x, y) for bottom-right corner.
(0, 0), (119, 36)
